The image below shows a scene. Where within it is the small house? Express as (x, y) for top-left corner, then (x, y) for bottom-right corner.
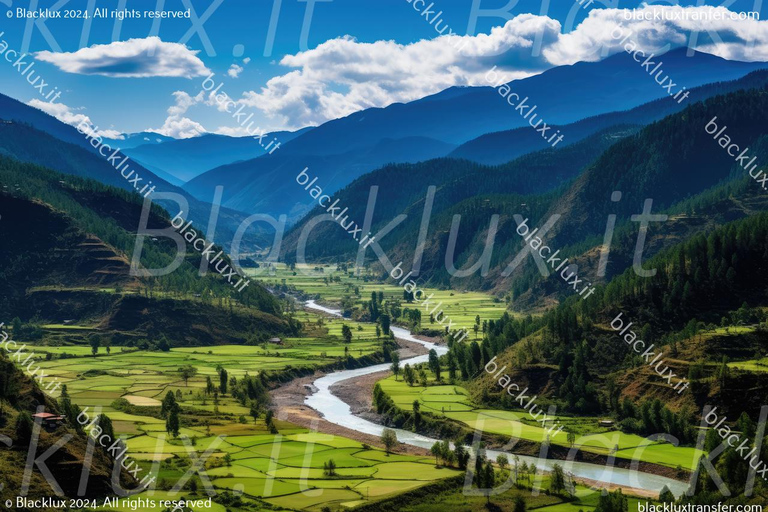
(269, 337), (283, 345)
(598, 419), (614, 428)
(32, 412), (66, 430)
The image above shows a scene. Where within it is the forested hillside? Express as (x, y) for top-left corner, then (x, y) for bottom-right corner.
(0, 352), (134, 507)
(462, 210), (768, 417)
(280, 125), (634, 262)
(452, 69), (768, 165)
(0, 106), (267, 250)
(0, 155), (292, 346)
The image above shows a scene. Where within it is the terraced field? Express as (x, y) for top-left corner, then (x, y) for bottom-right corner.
(30, 311), (382, 412)
(17, 308), (463, 511)
(250, 263), (508, 331)
(378, 375), (704, 470)
(110, 419), (459, 510)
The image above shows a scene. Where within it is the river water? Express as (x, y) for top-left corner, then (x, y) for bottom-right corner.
(302, 300), (688, 496)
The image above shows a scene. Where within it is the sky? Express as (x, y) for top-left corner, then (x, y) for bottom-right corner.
(1, 0), (767, 139)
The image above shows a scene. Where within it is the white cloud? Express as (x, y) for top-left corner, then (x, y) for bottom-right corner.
(35, 37), (210, 78)
(227, 64), (244, 78)
(168, 90), (204, 116)
(243, 57), (251, 64)
(235, 5), (768, 130)
(153, 116), (207, 139)
(543, 5), (768, 65)
(27, 99), (123, 138)
(148, 91), (207, 139)
(213, 125), (251, 137)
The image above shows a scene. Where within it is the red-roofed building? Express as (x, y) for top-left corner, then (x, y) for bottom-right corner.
(32, 412), (65, 430)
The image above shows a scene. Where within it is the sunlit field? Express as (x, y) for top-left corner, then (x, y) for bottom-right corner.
(378, 375), (703, 470)
(248, 263), (509, 332)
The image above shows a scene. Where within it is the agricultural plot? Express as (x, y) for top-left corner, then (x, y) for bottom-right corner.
(101, 418), (457, 511)
(728, 358), (768, 372)
(378, 376), (703, 470)
(249, 263), (508, 331)
(28, 311), (384, 413)
(16, 307), (464, 511)
(394, 471), (659, 512)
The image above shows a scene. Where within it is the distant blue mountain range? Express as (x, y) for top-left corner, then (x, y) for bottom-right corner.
(3, 47), (767, 225)
(182, 48), (766, 218)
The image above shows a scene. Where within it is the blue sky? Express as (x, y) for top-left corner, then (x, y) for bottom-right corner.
(1, 0), (766, 138)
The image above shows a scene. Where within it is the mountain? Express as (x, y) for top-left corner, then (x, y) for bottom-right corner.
(103, 131), (174, 149)
(280, 81), (768, 305)
(279, 125), (637, 262)
(0, 94), (271, 250)
(451, 69), (768, 165)
(444, 84), (768, 298)
(280, 71), (768, 263)
(184, 49), (765, 219)
(183, 135), (455, 220)
(541, 85), (768, 249)
(123, 128), (311, 183)
(0, 154), (289, 344)
(276, 48), (766, 156)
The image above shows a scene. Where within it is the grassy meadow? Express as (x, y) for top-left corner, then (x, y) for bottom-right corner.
(10, 261), (698, 510)
(378, 375), (703, 471)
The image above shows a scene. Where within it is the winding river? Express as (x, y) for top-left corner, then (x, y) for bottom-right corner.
(302, 300), (688, 496)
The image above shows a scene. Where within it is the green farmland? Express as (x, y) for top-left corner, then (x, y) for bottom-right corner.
(377, 375), (704, 470)
(15, 308), (463, 511)
(100, 420), (459, 511)
(249, 263), (508, 332)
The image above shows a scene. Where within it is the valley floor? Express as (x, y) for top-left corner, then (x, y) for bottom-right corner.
(7, 262), (699, 511)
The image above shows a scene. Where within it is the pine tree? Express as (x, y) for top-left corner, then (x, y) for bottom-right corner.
(166, 406), (180, 437)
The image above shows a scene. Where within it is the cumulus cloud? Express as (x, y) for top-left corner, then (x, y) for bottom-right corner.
(235, 5), (768, 129)
(544, 5), (768, 65)
(153, 116), (207, 139)
(227, 64), (244, 78)
(148, 91), (207, 139)
(35, 37), (210, 78)
(28, 99), (123, 138)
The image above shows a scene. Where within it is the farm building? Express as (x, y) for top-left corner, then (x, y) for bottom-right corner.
(32, 412), (66, 430)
